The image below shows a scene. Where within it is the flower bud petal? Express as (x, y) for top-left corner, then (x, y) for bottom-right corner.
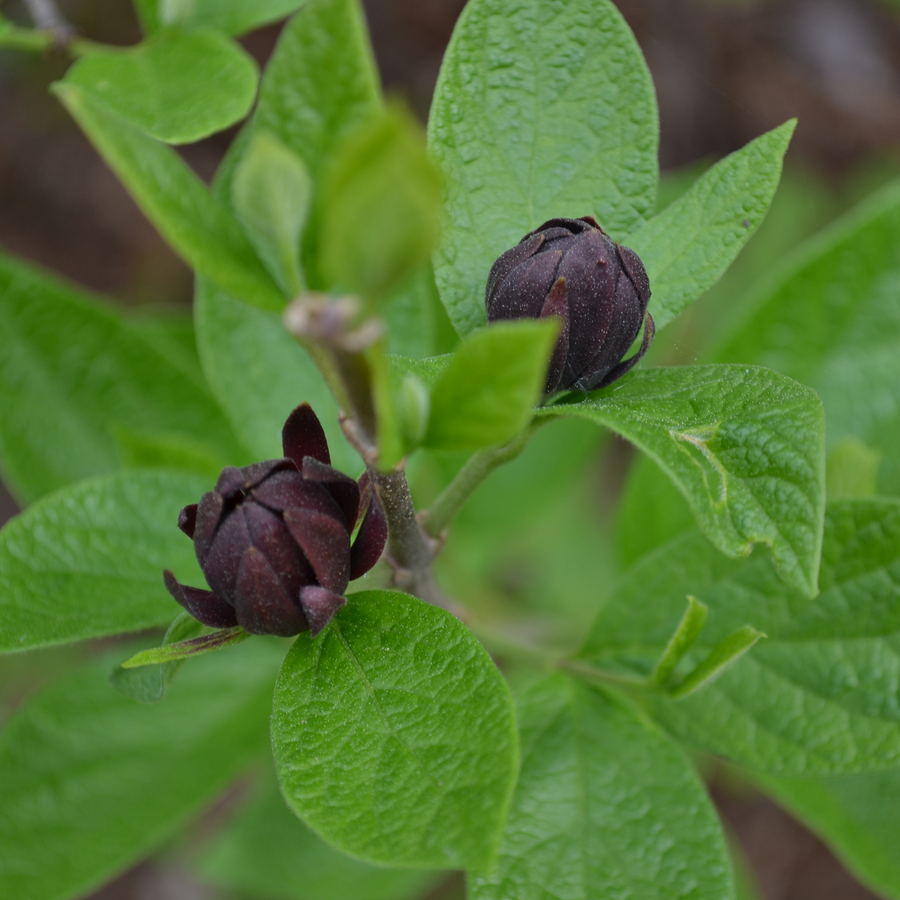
(540, 276), (569, 394)
(349, 490), (388, 580)
(282, 402), (331, 468)
(299, 586), (347, 637)
(177, 504), (198, 538)
(486, 230), (545, 307)
(202, 504), (252, 603)
(242, 501), (315, 596)
(301, 456), (361, 530)
(283, 507), (351, 595)
(193, 490), (224, 566)
(163, 569), (238, 629)
(488, 248), (562, 321)
(233, 546), (309, 636)
(486, 216), (654, 393)
(167, 403), (377, 638)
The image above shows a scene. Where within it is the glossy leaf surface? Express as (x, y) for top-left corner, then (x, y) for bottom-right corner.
(64, 29), (258, 144)
(583, 500), (900, 776)
(425, 320), (558, 451)
(542, 364), (826, 597)
(0, 470), (207, 654)
(196, 764), (439, 900)
(194, 280), (358, 474)
(629, 121), (795, 331)
(135, 0), (307, 36)
(716, 178), (900, 493)
(54, 84), (283, 311)
(272, 590), (518, 871)
(0, 251), (242, 503)
(429, 0), (658, 335)
(318, 107), (441, 301)
(470, 674), (733, 900)
(0, 639), (280, 900)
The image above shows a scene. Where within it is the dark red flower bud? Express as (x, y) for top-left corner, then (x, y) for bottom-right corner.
(164, 404), (387, 637)
(486, 216), (655, 393)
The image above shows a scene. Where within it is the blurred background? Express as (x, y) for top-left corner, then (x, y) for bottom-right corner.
(1, 0), (899, 898)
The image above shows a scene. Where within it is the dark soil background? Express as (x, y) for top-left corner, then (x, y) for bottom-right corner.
(1, 1), (899, 898)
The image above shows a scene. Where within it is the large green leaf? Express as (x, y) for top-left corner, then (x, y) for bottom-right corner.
(272, 590), (519, 872)
(195, 763), (439, 900)
(424, 320), (558, 451)
(0, 639), (280, 900)
(317, 106), (442, 301)
(541, 364), (826, 597)
(0, 470), (207, 654)
(252, 0), (381, 184)
(135, 0), (307, 36)
(0, 253), (243, 503)
(629, 121), (795, 331)
(63, 29), (258, 144)
(248, 0), (383, 290)
(192, 0), (380, 472)
(470, 674), (733, 900)
(194, 280), (359, 474)
(428, 0), (658, 336)
(231, 130), (311, 296)
(53, 83), (284, 311)
(715, 178), (900, 493)
(755, 769), (900, 900)
(582, 499), (900, 776)
(614, 452), (694, 569)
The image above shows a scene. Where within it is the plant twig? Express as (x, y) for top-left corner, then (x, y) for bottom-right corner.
(22, 0), (75, 47)
(365, 465), (464, 616)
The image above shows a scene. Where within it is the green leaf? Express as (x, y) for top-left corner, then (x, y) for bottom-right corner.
(194, 280), (359, 474)
(652, 595), (708, 686)
(470, 674), (734, 900)
(541, 364), (826, 598)
(669, 624), (765, 699)
(195, 763), (440, 900)
(232, 131), (311, 296)
(109, 612), (203, 704)
(0, 638), (280, 900)
(63, 29), (258, 144)
(0, 470), (208, 654)
(629, 120), (795, 331)
(826, 438), (882, 500)
(381, 265), (458, 359)
(271, 590), (518, 871)
(317, 106), (442, 301)
(615, 452), (695, 569)
(112, 427), (225, 480)
(754, 768), (900, 900)
(715, 178), (900, 492)
(394, 372), (431, 448)
(0, 251), (243, 503)
(120, 625), (249, 668)
(428, 0), (658, 336)
(252, 0), (381, 185)
(53, 83), (284, 311)
(137, 0), (308, 37)
(425, 320), (558, 452)
(583, 499), (900, 776)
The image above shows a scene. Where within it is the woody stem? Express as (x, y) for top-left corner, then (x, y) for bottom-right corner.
(366, 466), (463, 616)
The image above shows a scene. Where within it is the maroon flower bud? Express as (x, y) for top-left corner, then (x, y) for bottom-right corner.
(164, 404), (387, 637)
(486, 216), (655, 393)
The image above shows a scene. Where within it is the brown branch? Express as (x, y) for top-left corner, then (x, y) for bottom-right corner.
(22, 0), (75, 47)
